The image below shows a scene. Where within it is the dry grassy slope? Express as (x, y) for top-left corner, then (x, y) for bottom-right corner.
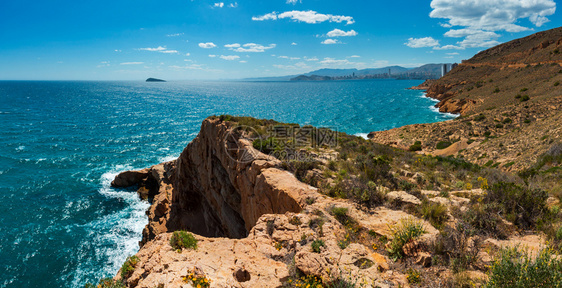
(370, 27), (562, 171)
(369, 95), (562, 171)
(424, 26), (562, 116)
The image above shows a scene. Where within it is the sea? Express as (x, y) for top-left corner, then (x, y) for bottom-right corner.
(0, 79), (456, 287)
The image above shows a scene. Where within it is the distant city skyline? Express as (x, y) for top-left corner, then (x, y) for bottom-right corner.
(0, 0), (559, 80)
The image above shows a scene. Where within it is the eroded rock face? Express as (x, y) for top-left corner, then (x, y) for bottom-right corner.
(112, 118), (441, 288)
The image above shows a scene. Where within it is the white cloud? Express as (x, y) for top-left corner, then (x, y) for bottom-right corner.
(166, 33), (184, 37)
(139, 46), (167, 51)
(291, 42), (298, 45)
(319, 57), (351, 65)
(349, 55), (361, 58)
(229, 43), (276, 52)
(429, 0), (556, 49)
(405, 37), (440, 48)
(252, 13), (278, 21)
(321, 39), (339, 45)
(278, 55), (300, 60)
(114, 49), (122, 52)
(97, 61), (110, 68)
(239, 60), (247, 63)
(229, 2), (238, 8)
(199, 42), (217, 49)
(317, 57), (366, 68)
(326, 29), (358, 37)
(446, 52), (459, 55)
(274, 62), (311, 70)
(169, 64), (204, 70)
(304, 56), (318, 61)
(430, 0), (555, 32)
(138, 46), (179, 54)
(220, 55), (240, 60)
(185, 53), (191, 56)
(209, 54), (217, 58)
(433, 44), (464, 50)
(120, 62), (144, 65)
(213, 2), (224, 8)
(252, 10), (355, 25)
(286, 0), (301, 4)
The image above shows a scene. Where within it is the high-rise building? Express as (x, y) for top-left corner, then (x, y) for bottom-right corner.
(442, 64), (448, 77)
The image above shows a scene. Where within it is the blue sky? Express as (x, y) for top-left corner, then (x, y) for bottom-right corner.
(0, 0), (559, 80)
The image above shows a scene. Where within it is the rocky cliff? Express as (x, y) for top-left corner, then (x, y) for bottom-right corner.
(105, 116), (556, 288)
(418, 27), (562, 115)
(372, 27), (562, 171)
(111, 118), (443, 287)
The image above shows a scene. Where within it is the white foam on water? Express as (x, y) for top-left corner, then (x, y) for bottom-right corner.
(70, 164), (150, 287)
(355, 133), (369, 140)
(158, 154), (178, 163)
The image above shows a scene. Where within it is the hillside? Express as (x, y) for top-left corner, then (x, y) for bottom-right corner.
(370, 27), (562, 173)
(420, 27), (562, 116)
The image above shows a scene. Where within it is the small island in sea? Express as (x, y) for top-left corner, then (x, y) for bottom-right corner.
(146, 78), (166, 82)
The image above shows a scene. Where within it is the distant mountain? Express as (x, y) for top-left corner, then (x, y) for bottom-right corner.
(290, 75), (333, 81)
(243, 64), (454, 82)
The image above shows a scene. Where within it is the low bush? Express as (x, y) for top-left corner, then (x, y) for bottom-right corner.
(458, 203), (509, 239)
(84, 278), (125, 288)
(311, 239), (325, 253)
(120, 255), (139, 279)
(484, 182), (548, 229)
(473, 114), (486, 121)
(432, 221), (479, 273)
(183, 270), (211, 288)
(486, 247), (562, 287)
(419, 200), (448, 229)
(407, 268), (422, 284)
(409, 141), (422, 152)
(170, 231), (198, 251)
(387, 217), (427, 260)
(520, 95), (530, 102)
(436, 141), (452, 150)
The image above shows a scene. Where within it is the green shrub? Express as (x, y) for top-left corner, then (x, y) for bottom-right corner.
(252, 137), (280, 154)
(520, 95), (530, 102)
(436, 141), (452, 150)
(495, 123), (504, 128)
(502, 118), (512, 124)
(407, 268), (422, 284)
(419, 201), (449, 229)
(169, 231), (198, 251)
(493, 87), (500, 93)
(84, 278), (125, 288)
(330, 207), (350, 225)
(387, 217), (427, 260)
(520, 88), (528, 92)
(432, 221), (479, 273)
(311, 239), (325, 253)
(486, 247), (562, 287)
(555, 81), (560, 87)
(474, 114), (486, 121)
(120, 255), (139, 279)
(409, 141), (422, 152)
(459, 203), (509, 239)
(484, 182), (548, 229)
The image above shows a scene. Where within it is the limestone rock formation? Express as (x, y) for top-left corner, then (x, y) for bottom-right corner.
(112, 118), (444, 287)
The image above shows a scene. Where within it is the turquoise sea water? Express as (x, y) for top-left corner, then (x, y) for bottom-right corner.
(0, 80), (455, 287)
